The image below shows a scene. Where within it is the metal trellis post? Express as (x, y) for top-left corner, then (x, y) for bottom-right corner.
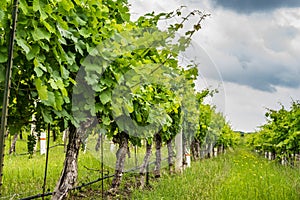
(0, 0), (19, 193)
(42, 124), (51, 200)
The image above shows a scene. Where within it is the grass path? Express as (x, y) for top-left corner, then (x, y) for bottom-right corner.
(131, 148), (300, 200)
(4, 139), (300, 199)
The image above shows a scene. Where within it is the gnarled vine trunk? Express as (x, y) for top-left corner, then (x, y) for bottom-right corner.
(154, 133), (162, 178)
(111, 132), (129, 190)
(139, 141), (152, 188)
(195, 140), (200, 159)
(9, 133), (18, 154)
(52, 119), (95, 200)
(95, 133), (101, 152)
(182, 134), (187, 167)
(62, 129), (69, 153)
(191, 138), (200, 161)
(207, 143), (212, 158)
(191, 139), (196, 161)
(167, 138), (174, 173)
(217, 145), (222, 155)
(52, 125), (79, 200)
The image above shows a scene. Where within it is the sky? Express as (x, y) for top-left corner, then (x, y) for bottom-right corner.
(128, 0), (300, 132)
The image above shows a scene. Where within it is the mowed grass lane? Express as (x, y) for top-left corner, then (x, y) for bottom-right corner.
(131, 148), (300, 200)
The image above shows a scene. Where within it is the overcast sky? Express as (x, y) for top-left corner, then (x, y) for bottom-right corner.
(128, 0), (300, 132)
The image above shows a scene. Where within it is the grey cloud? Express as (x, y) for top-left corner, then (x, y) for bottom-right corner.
(193, 8), (300, 93)
(212, 0), (300, 13)
(187, 39), (300, 93)
(263, 26), (299, 52)
(220, 62), (300, 93)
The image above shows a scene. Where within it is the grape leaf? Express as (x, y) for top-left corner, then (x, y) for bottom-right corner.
(35, 78), (48, 100)
(16, 38), (30, 54)
(100, 89), (111, 105)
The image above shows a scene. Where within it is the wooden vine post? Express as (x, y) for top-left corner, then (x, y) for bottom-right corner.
(0, 0), (19, 192)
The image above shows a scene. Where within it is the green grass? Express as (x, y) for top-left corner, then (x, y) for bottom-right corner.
(1, 134), (169, 199)
(3, 135), (300, 200)
(2, 135), (110, 199)
(131, 148), (300, 200)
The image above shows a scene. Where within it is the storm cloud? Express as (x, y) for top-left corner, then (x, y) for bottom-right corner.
(193, 6), (300, 93)
(212, 0), (300, 13)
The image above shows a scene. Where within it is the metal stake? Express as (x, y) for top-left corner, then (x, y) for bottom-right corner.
(0, 0), (19, 192)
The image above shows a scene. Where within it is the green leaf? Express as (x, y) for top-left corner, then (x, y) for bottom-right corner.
(120, 11), (130, 22)
(43, 91), (56, 108)
(16, 38), (30, 54)
(41, 108), (53, 124)
(125, 100), (134, 113)
(56, 79), (68, 96)
(54, 91), (64, 111)
(33, 57), (47, 74)
(135, 112), (142, 122)
(74, 15), (86, 26)
(34, 67), (43, 77)
(60, 66), (70, 79)
(49, 79), (58, 89)
(42, 21), (56, 33)
(32, 27), (51, 41)
(78, 28), (91, 38)
(95, 103), (104, 113)
(33, 0), (48, 20)
(26, 45), (40, 60)
(0, 10), (4, 21)
(75, 41), (85, 55)
(112, 105), (122, 117)
(102, 116), (111, 126)
(69, 77), (76, 85)
(100, 76), (115, 87)
(0, 52), (7, 63)
(19, 0), (29, 15)
(100, 90), (111, 105)
(59, 0), (74, 12)
(55, 79), (64, 88)
(56, 19), (69, 33)
(35, 78), (48, 100)
(38, 41), (50, 52)
(0, 65), (5, 82)
(32, 0), (40, 11)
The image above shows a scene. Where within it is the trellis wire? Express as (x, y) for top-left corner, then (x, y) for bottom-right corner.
(18, 157), (168, 200)
(12, 144), (65, 156)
